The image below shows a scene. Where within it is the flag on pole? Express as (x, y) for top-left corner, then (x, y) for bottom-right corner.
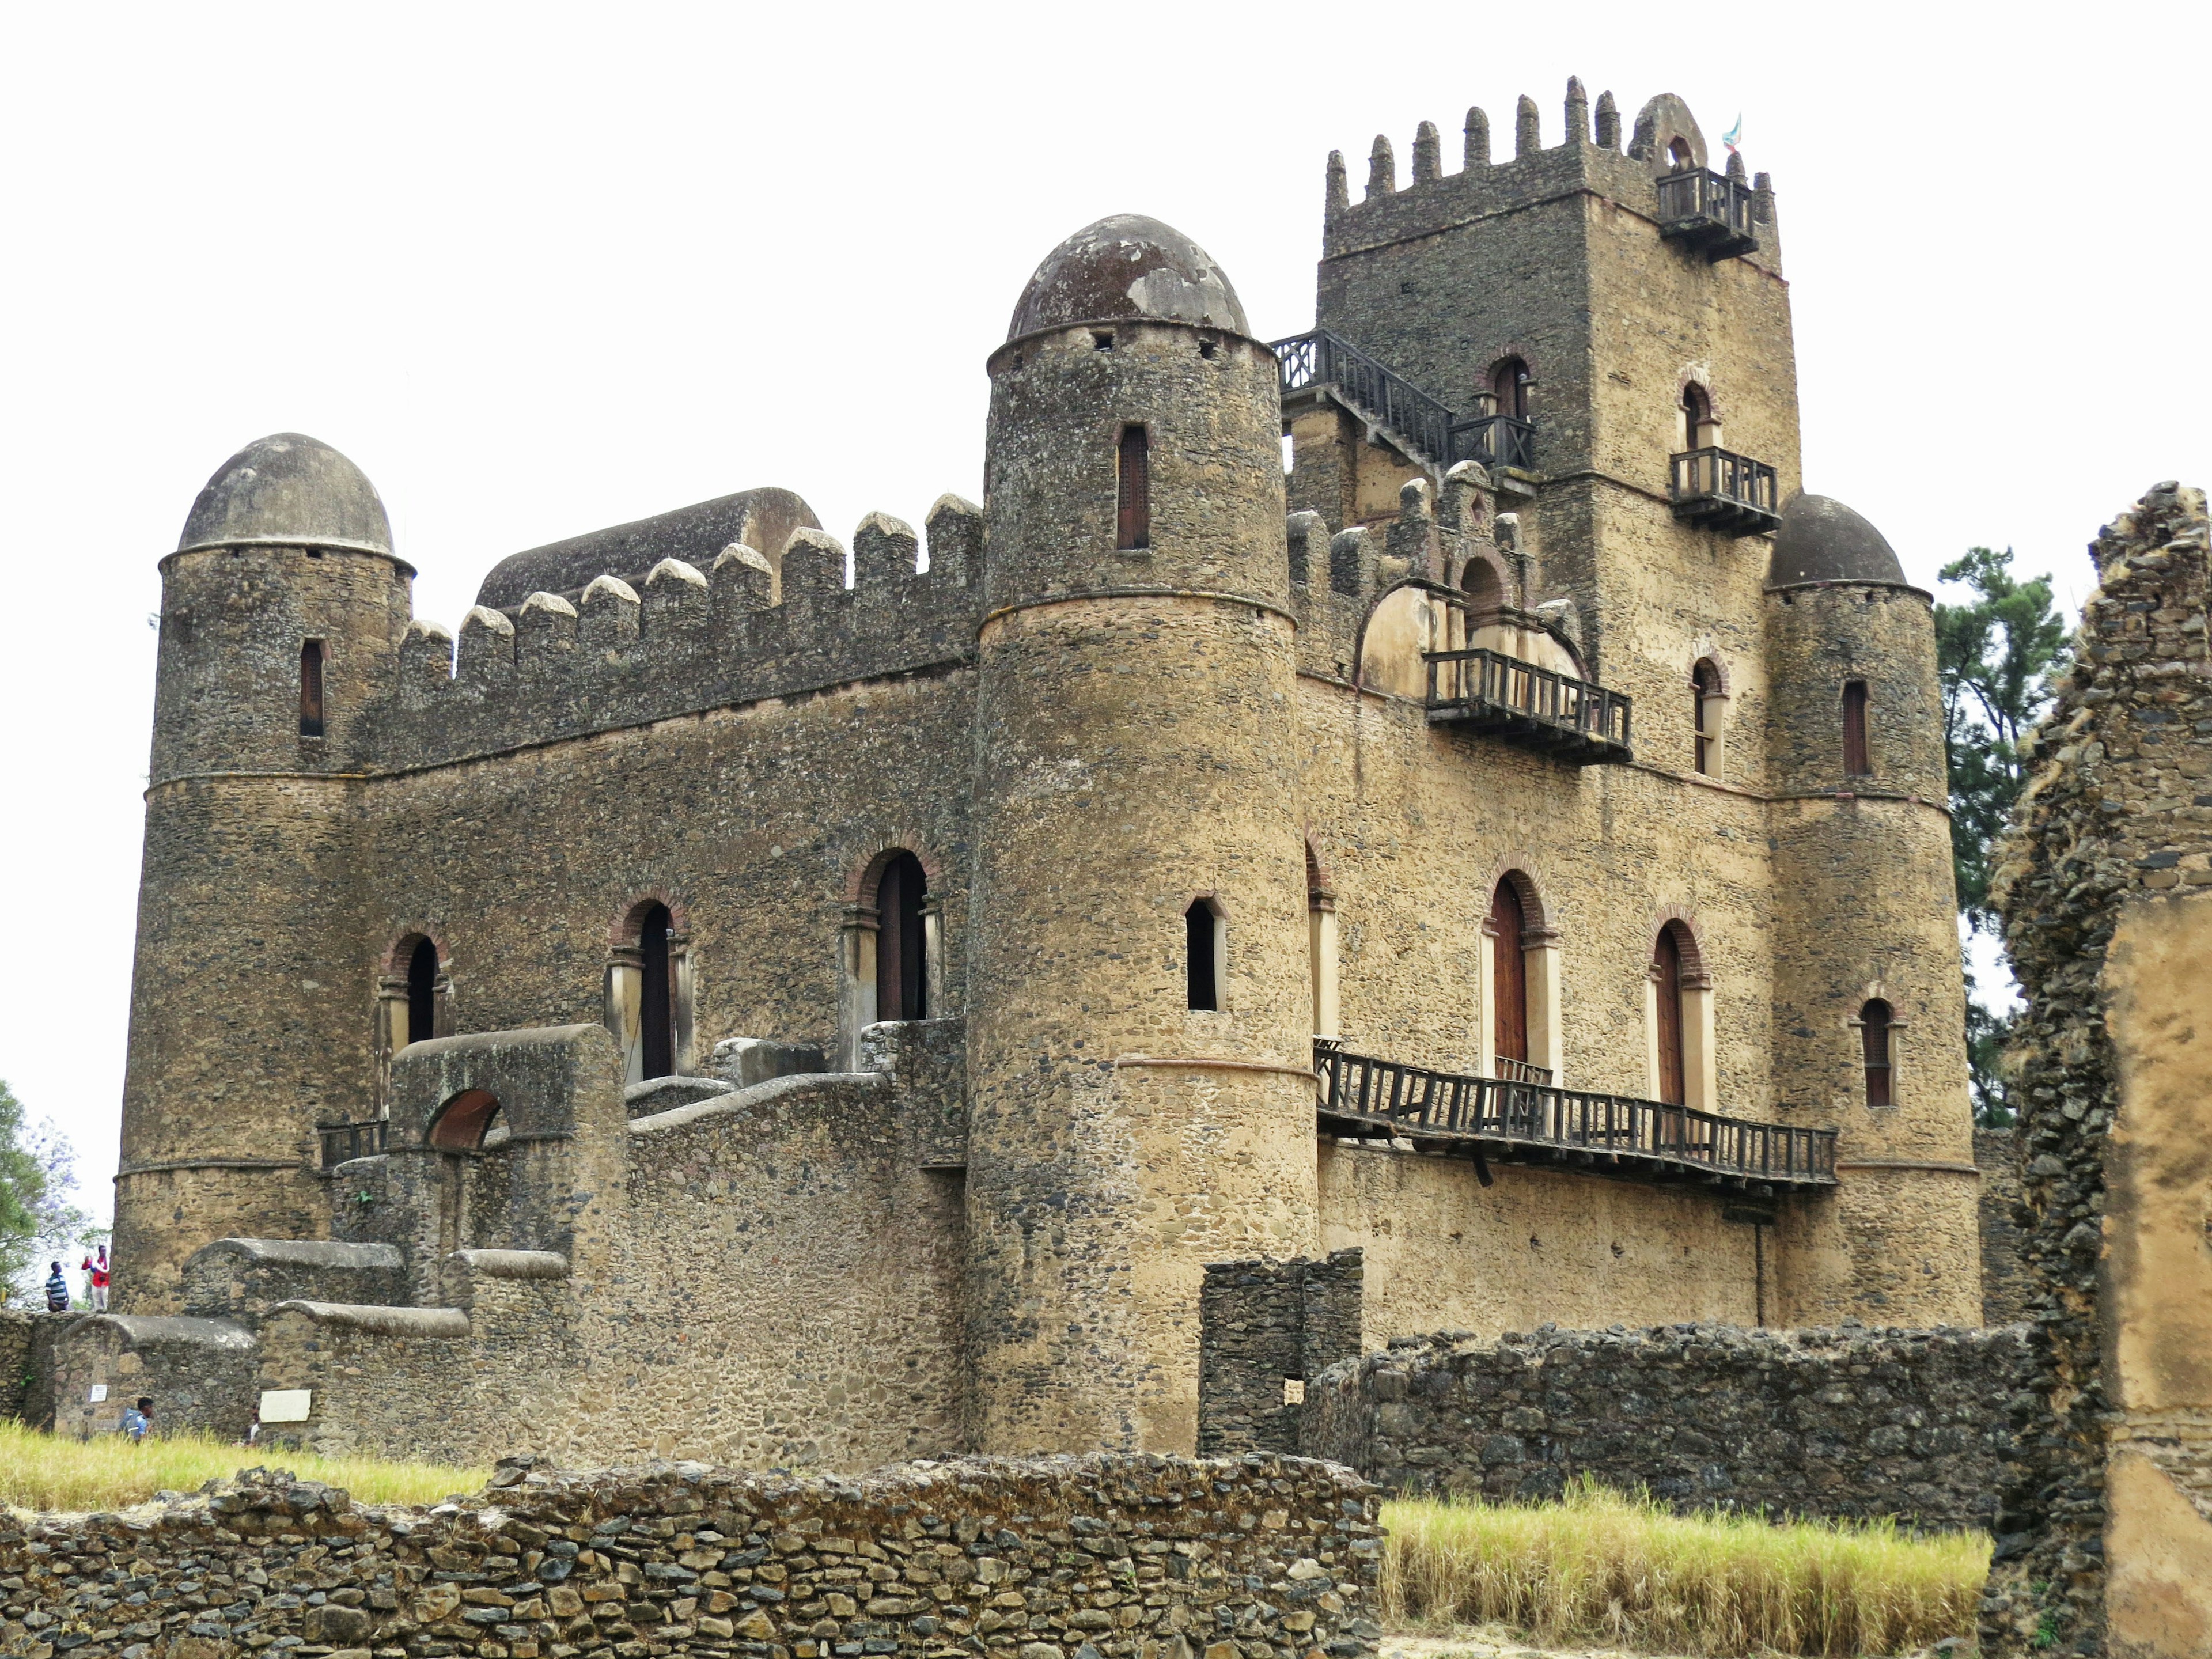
(1721, 115), (1743, 156)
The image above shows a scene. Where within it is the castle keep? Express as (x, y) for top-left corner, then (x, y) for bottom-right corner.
(89, 85), (1980, 1467)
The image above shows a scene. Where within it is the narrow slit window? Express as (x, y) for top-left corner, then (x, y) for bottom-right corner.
(1117, 425), (1151, 551)
(405, 937), (438, 1047)
(639, 902), (675, 1080)
(1861, 998), (1893, 1107)
(1692, 659), (1721, 774)
(1185, 899), (1219, 1012)
(298, 639), (325, 737)
(1842, 679), (1872, 775)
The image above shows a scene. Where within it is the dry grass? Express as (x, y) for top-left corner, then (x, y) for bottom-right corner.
(1381, 1482), (1990, 1658)
(0, 1420), (488, 1515)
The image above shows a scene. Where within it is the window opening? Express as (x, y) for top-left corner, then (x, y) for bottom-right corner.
(1680, 382), (1718, 451)
(299, 639), (325, 737)
(1653, 925), (1687, 1105)
(1199, 339), (1218, 361)
(1490, 880), (1528, 1067)
(639, 902), (675, 1080)
(1117, 425), (1152, 551)
(1842, 680), (1872, 775)
(1491, 357), (1531, 421)
(429, 1089), (501, 1152)
(1462, 558), (1504, 619)
(875, 852), (929, 1021)
(1093, 331), (1115, 350)
(1861, 998), (1894, 1107)
(1692, 659), (1721, 774)
(406, 937), (438, 1047)
(1667, 137), (1693, 170)
(1185, 899), (1220, 1011)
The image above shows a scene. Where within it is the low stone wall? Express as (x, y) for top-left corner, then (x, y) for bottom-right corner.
(1302, 1322), (2028, 1532)
(1198, 1252), (1365, 1456)
(0, 1452), (1381, 1659)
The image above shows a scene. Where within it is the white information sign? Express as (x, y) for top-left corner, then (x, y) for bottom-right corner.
(1281, 1378), (1306, 1406)
(88, 1384), (107, 1403)
(258, 1389), (313, 1424)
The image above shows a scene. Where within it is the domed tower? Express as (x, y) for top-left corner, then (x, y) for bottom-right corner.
(115, 435), (412, 1312)
(964, 217), (1318, 1452)
(1761, 494), (1979, 1325)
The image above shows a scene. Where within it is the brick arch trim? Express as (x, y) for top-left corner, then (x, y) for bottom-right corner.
(1647, 907), (1711, 988)
(1479, 858), (1554, 937)
(1687, 641), (1734, 696)
(381, 925), (453, 976)
(1304, 834), (1338, 900)
(844, 836), (950, 909)
(1480, 344), (1543, 406)
(610, 889), (692, 947)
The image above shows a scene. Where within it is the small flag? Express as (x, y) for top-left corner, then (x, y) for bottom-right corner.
(1721, 115), (1743, 156)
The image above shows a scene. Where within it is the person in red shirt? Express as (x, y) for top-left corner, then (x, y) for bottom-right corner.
(81, 1245), (109, 1313)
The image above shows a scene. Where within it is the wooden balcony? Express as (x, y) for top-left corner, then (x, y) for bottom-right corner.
(1656, 169), (1760, 260)
(1314, 1041), (1838, 1191)
(1425, 647), (1633, 764)
(1670, 446), (1781, 536)
(1446, 414), (1536, 472)
(318, 1118), (388, 1168)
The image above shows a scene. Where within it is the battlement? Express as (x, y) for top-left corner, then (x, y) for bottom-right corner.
(365, 494), (986, 768)
(1323, 82), (1777, 268)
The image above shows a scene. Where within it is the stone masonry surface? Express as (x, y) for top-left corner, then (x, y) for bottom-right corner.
(1299, 1321), (2028, 1531)
(0, 1453), (1381, 1659)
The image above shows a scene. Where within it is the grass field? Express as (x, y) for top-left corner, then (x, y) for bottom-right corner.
(1380, 1482), (1990, 1658)
(0, 1420), (488, 1514)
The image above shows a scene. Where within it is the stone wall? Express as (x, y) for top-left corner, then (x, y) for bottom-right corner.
(1196, 1252), (1365, 1456)
(1982, 482), (2212, 1655)
(0, 1453), (1381, 1659)
(1975, 1129), (2033, 1328)
(1300, 1321), (2027, 1531)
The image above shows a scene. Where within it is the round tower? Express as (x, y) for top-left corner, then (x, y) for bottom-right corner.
(116, 435), (412, 1311)
(964, 217), (1318, 1453)
(1760, 493), (1980, 1325)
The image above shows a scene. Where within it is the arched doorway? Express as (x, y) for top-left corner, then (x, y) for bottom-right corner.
(1653, 924), (1688, 1107)
(1490, 878), (1528, 1074)
(876, 852), (929, 1021)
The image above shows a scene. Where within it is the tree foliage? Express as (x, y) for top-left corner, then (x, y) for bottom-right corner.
(1933, 547), (2070, 1125)
(0, 1078), (93, 1304)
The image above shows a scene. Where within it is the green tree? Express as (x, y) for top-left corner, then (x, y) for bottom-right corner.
(0, 1079), (93, 1304)
(1933, 547), (2070, 1125)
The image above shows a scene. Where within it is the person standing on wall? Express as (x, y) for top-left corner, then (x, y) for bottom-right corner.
(43, 1261), (69, 1312)
(81, 1245), (109, 1312)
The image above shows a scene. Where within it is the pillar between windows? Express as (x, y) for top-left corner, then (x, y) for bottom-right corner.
(838, 903), (881, 1069)
(1681, 970), (1718, 1113)
(1523, 925), (1563, 1084)
(1308, 887), (1339, 1040)
(921, 895), (946, 1020)
(374, 963), (450, 1116)
(669, 930), (697, 1078)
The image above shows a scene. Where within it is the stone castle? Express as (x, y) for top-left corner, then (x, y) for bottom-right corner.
(81, 84), (1982, 1467)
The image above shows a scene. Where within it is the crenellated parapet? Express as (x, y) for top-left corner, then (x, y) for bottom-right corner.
(1322, 82), (1780, 272)
(367, 495), (986, 767)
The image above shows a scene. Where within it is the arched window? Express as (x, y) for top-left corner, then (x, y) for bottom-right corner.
(405, 937), (439, 1047)
(1680, 382), (1718, 452)
(1490, 879), (1528, 1072)
(1491, 357), (1531, 421)
(1691, 659), (1722, 775)
(637, 903), (675, 1080)
(1861, 998), (1894, 1107)
(1116, 425), (1151, 551)
(1461, 557), (1505, 619)
(1666, 137), (1693, 171)
(1185, 898), (1223, 1012)
(876, 851), (928, 1021)
(428, 1089), (501, 1152)
(299, 639), (325, 737)
(1652, 925), (1687, 1106)
(1842, 680), (1872, 776)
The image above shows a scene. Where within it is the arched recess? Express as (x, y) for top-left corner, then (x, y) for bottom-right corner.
(1691, 656), (1728, 777)
(427, 1088), (502, 1152)
(1306, 838), (1339, 1041)
(1184, 894), (1226, 1013)
(839, 844), (946, 1066)
(606, 894), (696, 1085)
(1851, 988), (1907, 1109)
(376, 930), (452, 1115)
(1679, 378), (1721, 452)
(1479, 867), (1562, 1084)
(1644, 915), (1716, 1113)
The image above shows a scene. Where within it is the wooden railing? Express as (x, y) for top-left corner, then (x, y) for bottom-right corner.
(1425, 647), (1633, 762)
(1493, 1055), (1554, 1085)
(1273, 329), (1463, 466)
(1445, 414), (1536, 471)
(1314, 1041), (1837, 1187)
(1655, 169), (1759, 257)
(317, 1119), (388, 1168)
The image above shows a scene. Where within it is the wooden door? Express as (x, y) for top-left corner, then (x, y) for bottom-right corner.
(1654, 926), (1685, 1105)
(1490, 881), (1527, 1067)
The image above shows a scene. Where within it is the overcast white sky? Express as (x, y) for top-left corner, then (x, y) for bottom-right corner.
(1, 1), (2205, 1226)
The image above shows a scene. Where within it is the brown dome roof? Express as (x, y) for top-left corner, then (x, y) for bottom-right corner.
(1007, 215), (1248, 340)
(1767, 493), (1907, 587)
(178, 433), (393, 557)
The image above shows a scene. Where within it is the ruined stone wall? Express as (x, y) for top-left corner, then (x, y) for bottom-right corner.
(1301, 1322), (2026, 1532)
(1976, 1129), (2033, 1328)
(1196, 1252), (1365, 1456)
(0, 1453), (1382, 1659)
(1982, 482), (2212, 1656)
